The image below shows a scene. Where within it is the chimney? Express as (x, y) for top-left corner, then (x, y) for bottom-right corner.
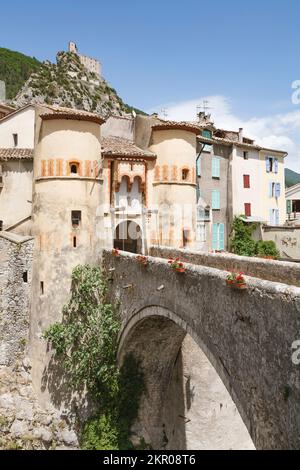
(239, 128), (243, 143)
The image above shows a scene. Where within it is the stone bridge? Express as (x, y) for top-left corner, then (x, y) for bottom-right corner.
(103, 247), (300, 450)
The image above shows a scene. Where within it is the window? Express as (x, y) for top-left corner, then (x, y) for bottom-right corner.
(269, 182), (281, 198)
(269, 209), (280, 226)
(212, 157), (220, 178)
(73, 236), (77, 248)
(69, 162), (80, 175)
(196, 157), (201, 177)
(202, 129), (212, 139)
(244, 203), (251, 217)
(243, 175), (250, 188)
(22, 271), (28, 283)
(183, 228), (190, 247)
(266, 156), (278, 174)
(13, 133), (18, 147)
(243, 151), (249, 160)
(202, 144), (212, 153)
(0, 220), (3, 231)
(182, 169), (189, 181)
(71, 210), (82, 228)
(40, 281), (44, 295)
(212, 223), (225, 251)
(197, 223), (206, 243)
(212, 190), (221, 210)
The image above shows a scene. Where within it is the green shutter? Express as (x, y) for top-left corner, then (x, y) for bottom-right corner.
(197, 157), (201, 176)
(212, 190), (220, 209)
(287, 200), (292, 214)
(212, 157), (220, 178)
(202, 130), (212, 139)
(212, 224), (218, 250)
(219, 224), (225, 250)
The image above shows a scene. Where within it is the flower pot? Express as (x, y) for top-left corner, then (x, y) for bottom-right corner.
(226, 279), (234, 286)
(173, 267), (186, 274)
(233, 282), (247, 290)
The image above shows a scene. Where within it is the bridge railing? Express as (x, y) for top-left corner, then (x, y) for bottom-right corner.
(149, 246), (300, 287)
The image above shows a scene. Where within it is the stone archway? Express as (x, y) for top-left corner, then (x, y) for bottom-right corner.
(114, 220), (143, 254)
(118, 307), (255, 450)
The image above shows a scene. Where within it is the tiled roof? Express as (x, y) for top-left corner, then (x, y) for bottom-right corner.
(0, 148), (34, 161)
(198, 135), (287, 155)
(152, 119), (201, 134)
(101, 136), (156, 159)
(40, 105), (105, 125)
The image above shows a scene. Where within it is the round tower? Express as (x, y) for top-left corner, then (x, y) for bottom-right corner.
(149, 121), (199, 248)
(30, 106), (104, 399)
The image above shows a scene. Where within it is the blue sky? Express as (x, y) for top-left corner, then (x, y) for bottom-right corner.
(2, 0), (300, 170)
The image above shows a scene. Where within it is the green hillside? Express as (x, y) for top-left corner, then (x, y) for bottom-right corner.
(285, 168), (300, 188)
(0, 47), (42, 99)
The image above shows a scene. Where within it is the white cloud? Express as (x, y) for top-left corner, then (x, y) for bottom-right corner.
(147, 96), (300, 172)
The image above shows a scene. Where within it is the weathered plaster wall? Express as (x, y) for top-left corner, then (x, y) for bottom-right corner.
(0, 106), (35, 149)
(150, 245), (300, 287)
(104, 250), (300, 449)
(0, 160), (33, 231)
(262, 226), (300, 260)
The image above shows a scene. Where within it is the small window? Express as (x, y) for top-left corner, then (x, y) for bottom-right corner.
(0, 220), (3, 231)
(182, 169), (189, 181)
(73, 236), (77, 248)
(13, 133), (18, 147)
(244, 203), (251, 217)
(71, 210), (81, 228)
(40, 281), (44, 295)
(243, 175), (250, 188)
(70, 162), (79, 174)
(23, 271), (28, 283)
(202, 130), (212, 139)
(243, 151), (249, 160)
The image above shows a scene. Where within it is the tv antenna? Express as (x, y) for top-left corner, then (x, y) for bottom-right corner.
(197, 100), (213, 116)
(160, 107), (168, 120)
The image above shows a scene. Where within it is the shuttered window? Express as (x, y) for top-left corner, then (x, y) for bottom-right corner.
(244, 203), (251, 217)
(243, 175), (250, 188)
(212, 157), (220, 178)
(212, 190), (221, 210)
(212, 223), (225, 251)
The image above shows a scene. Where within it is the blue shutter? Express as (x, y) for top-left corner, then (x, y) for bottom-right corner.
(212, 157), (220, 178)
(197, 157), (201, 177)
(275, 183), (281, 198)
(269, 182), (273, 198)
(274, 159), (279, 174)
(219, 224), (225, 250)
(269, 209), (274, 225)
(275, 210), (280, 226)
(212, 224), (218, 250)
(212, 190), (220, 209)
(266, 157), (271, 173)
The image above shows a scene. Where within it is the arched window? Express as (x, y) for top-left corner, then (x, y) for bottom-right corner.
(182, 168), (190, 181)
(69, 162), (80, 175)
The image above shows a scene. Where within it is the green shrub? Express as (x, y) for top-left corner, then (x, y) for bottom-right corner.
(44, 265), (144, 450)
(256, 240), (280, 259)
(230, 216), (257, 257)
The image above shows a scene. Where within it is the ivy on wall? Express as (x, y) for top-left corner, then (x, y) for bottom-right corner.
(44, 265), (145, 450)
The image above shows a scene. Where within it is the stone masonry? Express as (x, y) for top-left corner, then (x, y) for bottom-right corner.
(0, 232), (79, 450)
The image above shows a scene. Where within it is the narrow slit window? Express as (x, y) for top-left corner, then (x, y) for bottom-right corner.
(40, 281), (44, 295)
(182, 169), (189, 181)
(23, 271), (28, 283)
(73, 236), (77, 248)
(13, 133), (18, 147)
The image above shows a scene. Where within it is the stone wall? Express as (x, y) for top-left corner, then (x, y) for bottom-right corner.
(0, 233), (34, 366)
(0, 232), (79, 450)
(149, 245), (300, 286)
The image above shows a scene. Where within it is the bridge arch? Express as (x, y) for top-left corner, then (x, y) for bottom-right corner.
(118, 305), (255, 450)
